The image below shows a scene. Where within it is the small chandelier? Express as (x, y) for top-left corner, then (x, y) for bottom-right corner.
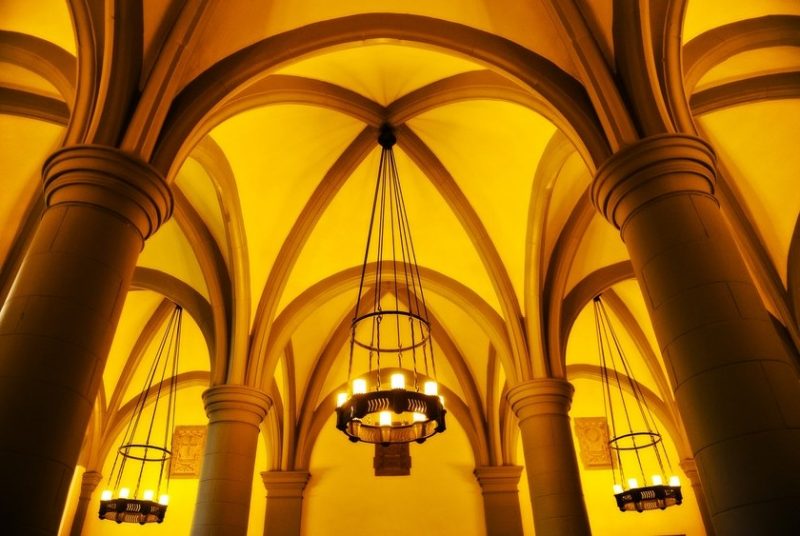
(592, 296), (682, 512)
(335, 124), (446, 445)
(98, 304), (183, 524)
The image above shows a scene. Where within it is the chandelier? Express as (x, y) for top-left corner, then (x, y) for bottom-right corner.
(592, 296), (682, 512)
(335, 124), (446, 445)
(98, 304), (183, 524)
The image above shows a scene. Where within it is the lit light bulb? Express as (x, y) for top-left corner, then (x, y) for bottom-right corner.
(379, 411), (392, 426)
(423, 381), (438, 396)
(119, 488), (130, 499)
(336, 392), (348, 407)
(627, 478), (639, 490)
(412, 412), (426, 422)
(612, 484), (623, 494)
(158, 494), (169, 505)
(651, 475), (663, 486)
(143, 489), (154, 501)
(100, 490), (113, 501)
(390, 373), (405, 389)
(668, 475), (680, 487)
(352, 379), (367, 394)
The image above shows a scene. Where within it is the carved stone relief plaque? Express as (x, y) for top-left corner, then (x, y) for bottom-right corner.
(574, 417), (612, 468)
(373, 443), (411, 476)
(170, 425), (207, 478)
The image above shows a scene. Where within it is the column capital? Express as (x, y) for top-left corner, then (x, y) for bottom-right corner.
(80, 470), (103, 497)
(261, 470), (311, 498)
(679, 457), (699, 481)
(592, 134), (716, 232)
(42, 144), (172, 240)
(202, 384), (272, 427)
(474, 465), (523, 494)
(507, 378), (574, 422)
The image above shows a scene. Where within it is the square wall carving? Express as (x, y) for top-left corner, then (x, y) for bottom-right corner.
(373, 443), (411, 476)
(170, 425), (207, 478)
(574, 417), (612, 468)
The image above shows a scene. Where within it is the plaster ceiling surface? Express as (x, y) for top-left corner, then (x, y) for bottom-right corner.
(137, 218), (210, 300)
(565, 214), (629, 295)
(682, 0), (800, 43)
(699, 98), (800, 284)
(0, 115), (62, 264)
(695, 46), (800, 91)
(174, 156), (229, 266)
(182, 0), (577, 88)
(207, 103), (365, 321)
(101, 290), (165, 403)
(0, 0), (75, 55)
(277, 44), (483, 105)
(0, 61), (61, 98)
(542, 150), (591, 266)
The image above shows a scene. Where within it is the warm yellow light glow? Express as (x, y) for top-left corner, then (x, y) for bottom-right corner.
(390, 373), (405, 389)
(439, 395), (445, 406)
(119, 488), (130, 499)
(613, 484), (623, 494)
(143, 489), (154, 501)
(379, 411), (392, 426)
(412, 412), (426, 422)
(100, 490), (113, 501)
(669, 475), (681, 487)
(651, 475), (663, 486)
(424, 381), (438, 396)
(158, 494), (169, 505)
(352, 379), (367, 394)
(627, 478), (639, 490)
(336, 392), (348, 407)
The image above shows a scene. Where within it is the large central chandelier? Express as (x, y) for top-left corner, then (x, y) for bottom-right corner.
(592, 296), (682, 512)
(98, 303), (183, 524)
(335, 124), (446, 445)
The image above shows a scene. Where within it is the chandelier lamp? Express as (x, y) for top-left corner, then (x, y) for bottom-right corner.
(335, 124), (446, 446)
(98, 304), (183, 524)
(592, 296), (682, 512)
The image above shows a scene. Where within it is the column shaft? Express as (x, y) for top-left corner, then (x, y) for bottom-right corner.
(69, 470), (102, 536)
(474, 465), (524, 536)
(680, 458), (715, 536)
(191, 385), (271, 536)
(0, 145), (171, 535)
(261, 470), (310, 536)
(593, 134), (800, 533)
(507, 379), (590, 536)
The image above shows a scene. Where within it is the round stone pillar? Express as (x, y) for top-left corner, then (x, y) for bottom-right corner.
(679, 458), (715, 536)
(474, 465), (524, 536)
(69, 470), (103, 536)
(261, 470), (311, 536)
(0, 145), (171, 535)
(507, 379), (590, 536)
(593, 134), (800, 533)
(191, 385), (272, 536)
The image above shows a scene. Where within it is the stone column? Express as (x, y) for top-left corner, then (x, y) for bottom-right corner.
(507, 379), (590, 536)
(69, 470), (103, 536)
(191, 385), (272, 536)
(680, 458), (715, 536)
(261, 470), (311, 536)
(474, 465), (524, 536)
(593, 134), (800, 533)
(0, 145), (171, 535)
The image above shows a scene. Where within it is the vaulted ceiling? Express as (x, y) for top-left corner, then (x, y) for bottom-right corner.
(1, 1), (799, 534)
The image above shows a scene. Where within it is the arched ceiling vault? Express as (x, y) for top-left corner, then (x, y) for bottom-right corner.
(1, 0), (799, 493)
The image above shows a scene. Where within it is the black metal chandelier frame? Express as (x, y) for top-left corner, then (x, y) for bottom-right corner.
(99, 304), (183, 524)
(335, 124), (446, 445)
(592, 295), (682, 513)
